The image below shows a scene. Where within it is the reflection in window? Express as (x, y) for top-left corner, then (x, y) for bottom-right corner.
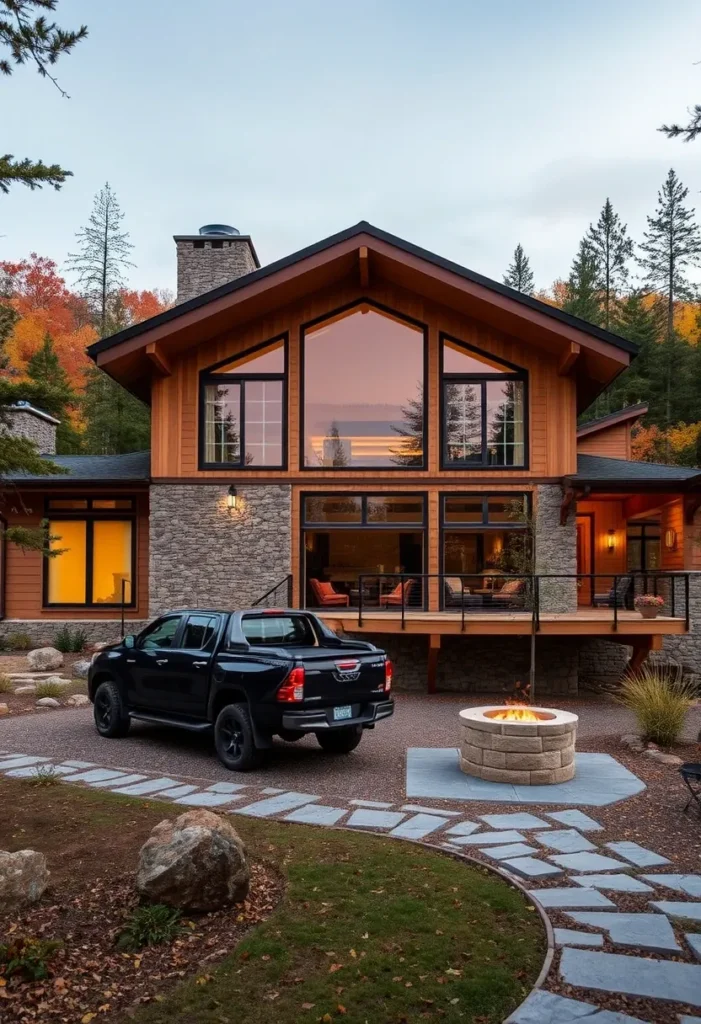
(304, 496), (363, 523)
(204, 383), (241, 464)
(244, 380), (283, 466)
(211, 340), (284, 374)
(303, 306), (425, 468)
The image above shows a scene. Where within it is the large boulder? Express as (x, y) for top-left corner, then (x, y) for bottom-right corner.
(26, 647), (63, 672)
(0, 850), (49, 906)
(136, 809), (250, 911)
(72, 659), (92, 679)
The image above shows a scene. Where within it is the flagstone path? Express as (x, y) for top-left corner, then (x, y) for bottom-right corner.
(2, 749), (700, 1024)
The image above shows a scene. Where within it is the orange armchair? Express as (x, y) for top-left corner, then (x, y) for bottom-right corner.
(380, 579), (415, 608)
(309, 578), (350, 607)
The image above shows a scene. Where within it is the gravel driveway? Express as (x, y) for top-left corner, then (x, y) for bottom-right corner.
(1, 693), (681, 804)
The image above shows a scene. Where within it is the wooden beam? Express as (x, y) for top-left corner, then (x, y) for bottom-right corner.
(558, 342), (581, 376)
(427, 633), (441, 694)
(560, 486), (578, 526)
(145, 342), (172, 377)
(358, 246), (370, 288)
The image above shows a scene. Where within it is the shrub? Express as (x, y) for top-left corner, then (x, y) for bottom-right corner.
(29, 765), (61, 787)
(616, 663), (696, 747)
(7, 632), (31, 651)
(70, 628), (89, 653)
(0, 633), (8, 651)
(116, 904), (184, 951)
(0, 937), (62, 981)
(0, 674), (14, 694)
(53, 625), (73, 653)
(35, 681), (64, 699)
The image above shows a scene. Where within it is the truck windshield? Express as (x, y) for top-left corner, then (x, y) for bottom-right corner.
(240, 614), (317, 647)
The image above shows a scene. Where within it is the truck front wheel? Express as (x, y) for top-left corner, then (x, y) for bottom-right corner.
(316, 726), (363, 754)
(214, 703), (263, 771)
(93, 681), (130, 738)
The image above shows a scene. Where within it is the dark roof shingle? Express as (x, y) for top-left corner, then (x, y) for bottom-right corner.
(9, 451), (150, 483)
(572, 454), (701, 486)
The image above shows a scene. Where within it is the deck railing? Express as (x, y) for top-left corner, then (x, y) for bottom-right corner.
(252, 574), (294, 608)
(351, 571), (692, 632)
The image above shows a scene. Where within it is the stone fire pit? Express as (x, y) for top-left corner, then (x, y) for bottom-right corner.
(459, 705), (578, 785)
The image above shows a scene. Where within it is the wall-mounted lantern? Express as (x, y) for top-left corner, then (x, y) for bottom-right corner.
(607, 528), (616, 554)
(664, 527), (677, 551)
(227, 485), (238, 510)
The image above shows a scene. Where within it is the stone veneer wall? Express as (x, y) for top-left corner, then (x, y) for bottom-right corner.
(149, 484), (291, 615)
(175, 237), (258, 303)
(344, 632), (579, 697)
(4, 408), (57, 454)
(0, 620), (147, 646)
(534, 484), (577, 613)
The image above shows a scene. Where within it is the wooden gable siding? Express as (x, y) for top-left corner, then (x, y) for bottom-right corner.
(577, 422), (631, 460)
(3, 490), (149, 620)
(151, 279), (577, 480)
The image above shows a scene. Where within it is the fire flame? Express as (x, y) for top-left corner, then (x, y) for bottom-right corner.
(489, 703), (540, 722)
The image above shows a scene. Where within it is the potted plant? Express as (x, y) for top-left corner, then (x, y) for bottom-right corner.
(634, 594), (665, 619)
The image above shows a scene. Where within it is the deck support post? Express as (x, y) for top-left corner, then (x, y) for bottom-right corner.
(625, 634), (662, 677)
(427, 634), (441, 694)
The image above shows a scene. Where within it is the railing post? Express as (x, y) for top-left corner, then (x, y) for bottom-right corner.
(400, 573), (406, 630)
(461, 575), (466, 632)
(535, 575), (540, 632)
(685, 573), (690, 632)
(671, 573), (676, 619)
(358, 574), (364, 628)
(613, 574), (618, 632)
(121, 578), (126, 640)
(287, 574), (293, 608)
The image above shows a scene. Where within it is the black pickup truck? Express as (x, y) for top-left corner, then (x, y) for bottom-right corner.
(88, 609), (394, 771)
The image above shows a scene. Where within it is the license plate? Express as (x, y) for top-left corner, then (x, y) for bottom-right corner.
(333, 705), (352, 721)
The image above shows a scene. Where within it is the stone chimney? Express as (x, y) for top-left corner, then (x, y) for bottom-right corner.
(5, 402), (59, 455)
(174, 224), (260, 304)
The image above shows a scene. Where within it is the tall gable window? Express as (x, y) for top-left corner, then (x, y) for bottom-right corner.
(200, 336), (286, 468)
(302, 302), (426, 469)
(441, 336), (527, 468)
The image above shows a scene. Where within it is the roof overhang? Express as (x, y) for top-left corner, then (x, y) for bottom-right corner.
(88, 222), (637, 410)
(577, 403), (649, 439)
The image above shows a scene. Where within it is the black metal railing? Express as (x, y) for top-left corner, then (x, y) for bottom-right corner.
(252, 574), (294, 608)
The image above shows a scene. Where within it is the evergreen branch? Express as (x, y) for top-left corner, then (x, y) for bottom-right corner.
(0, 152), (71, 192)
(0, 1), (88, 98)
(659, 106), (701, 143)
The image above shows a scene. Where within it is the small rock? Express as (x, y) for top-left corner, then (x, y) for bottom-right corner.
(620, 733), (645, 753)
(35, 697), (60, 709)
(136, 809), (250, 911)
(644, 749), (683, 766)
(646, 741), (660, 751)
(26, 647), (63, 672)
(44, 675), (70, 688)
(66, 694), (89, 707)
(0, 849), (49, 906)
(14, 685), (36, 695)
(73, 659), (91, 679)
(0, 703), (8, 715)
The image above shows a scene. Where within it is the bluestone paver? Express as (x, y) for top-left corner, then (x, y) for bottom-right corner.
(680, 1017), (701, 1024)
(389, 813), (449, 839)
(482, 843), (539, 861)
(444, 820), (481, 836)
(450, 829), (525, 846)
(605, 841), (671, 868)
(687, 934), (701, 962)
(111, 777), (181, 796)
(5, 764), (73, 778)
(90, 773), (146, 788)
(349, 799), (393, 808)
(506, 988), (647, 1023)
(285, 804), (347, 826)
(261, 787), (285, 794)
(566, 912), (680, 953)
(479, 812), (550, 830)
(206, 782), (248, 793)
(156, 784), (199, 799)
(651, 901), (701, 921)
(401, 804), (461, 816)
(533, 829), (596, 853)
(0, 755), (49, 769)
(554, 928), (605, 948)
(346, 809), (405, 829)
(571, 874), (653, 893)
(641, 874), (701, 898)
(549, 852), (625, 873)
(559, 948), (701, 1006)
(236, 793), (319, 817)
(528, 887), (616, 909)
(60, 768), (131, 784)
(175, 792), (244, 807)
(546, 809), (604, 832)
(502, 856), (562, 879)
(61, 760), (95, 768)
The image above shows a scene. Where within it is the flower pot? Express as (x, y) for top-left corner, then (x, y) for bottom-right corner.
(638, 605), (660, 619)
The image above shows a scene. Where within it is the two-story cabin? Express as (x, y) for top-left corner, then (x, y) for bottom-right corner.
(3, 222), (700, 696)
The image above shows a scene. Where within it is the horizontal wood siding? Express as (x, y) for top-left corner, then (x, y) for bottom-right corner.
(152, 278), (577, 481)
(577, 423), (631, 460)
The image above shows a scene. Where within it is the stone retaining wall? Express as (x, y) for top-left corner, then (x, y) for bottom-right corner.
(0, 620), (147, 647)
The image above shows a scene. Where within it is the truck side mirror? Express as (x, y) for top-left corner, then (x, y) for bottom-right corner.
(123, 635), (135, 649)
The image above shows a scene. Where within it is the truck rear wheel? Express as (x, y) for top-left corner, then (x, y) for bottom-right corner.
(316, 726), (363, 754)
(93, 681), (130, 738)
(214, 703), (263, 771)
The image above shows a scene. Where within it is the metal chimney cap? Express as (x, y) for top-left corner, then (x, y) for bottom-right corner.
(198, 224), (240, 237)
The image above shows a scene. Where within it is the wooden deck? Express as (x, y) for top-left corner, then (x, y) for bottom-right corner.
(319, 608), (688, 638)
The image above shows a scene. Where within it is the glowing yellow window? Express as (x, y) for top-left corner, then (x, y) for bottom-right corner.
(48, 521), (87, 604)
(92, 521), (132, 604)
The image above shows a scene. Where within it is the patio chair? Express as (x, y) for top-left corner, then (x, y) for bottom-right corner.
(491, 578), (525, 608)
(309, 578), (350, 607)
(593, 575), (632, 609)
(680, 762), (701, 816)
(380, 578), (415, 608)
(444, 577), (483, 608)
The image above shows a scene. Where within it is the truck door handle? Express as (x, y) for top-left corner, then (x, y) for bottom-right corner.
(192, 661), (208, 668)
(156, 658), (169, 665)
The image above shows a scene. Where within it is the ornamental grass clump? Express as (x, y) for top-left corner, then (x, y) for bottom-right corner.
(116, 904), (185, 951)
(616, 663), (696, 747)
(35, 681), (64, 699)
(0, 673), (13, 694)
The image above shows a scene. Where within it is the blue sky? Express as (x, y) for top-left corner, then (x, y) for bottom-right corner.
(2, 0), (701, 294)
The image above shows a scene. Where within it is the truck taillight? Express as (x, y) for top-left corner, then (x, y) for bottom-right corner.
(384, 659), (393, 693)
(277, 665), (305, 703)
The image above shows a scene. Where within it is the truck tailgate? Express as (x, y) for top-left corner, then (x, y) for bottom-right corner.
(295, 647), (387, 704)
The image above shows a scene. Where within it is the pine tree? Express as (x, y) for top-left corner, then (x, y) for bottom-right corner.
(503, 244), (535, 295)
(0, 1), (88, 192)
(26, 331), (81, 452)
(562, 240), (602, 325)
(659, 105), (701, 143)
(390, 383), (424, 466)
(66, 183), (134, 333)
(81, 365), (150, 455)
(586, 199), (634, 329)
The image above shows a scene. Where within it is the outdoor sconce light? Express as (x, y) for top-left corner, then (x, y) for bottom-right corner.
(607, 529), (616, 554)
(227, 485), (238, 510)
(664, 528), (677, 551)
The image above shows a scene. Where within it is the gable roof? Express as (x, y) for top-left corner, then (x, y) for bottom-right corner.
(577, 403), (648, 439)
(88, 221), (638, 360)
(7, 451), (150, 484)
(569, 453), (701, 489)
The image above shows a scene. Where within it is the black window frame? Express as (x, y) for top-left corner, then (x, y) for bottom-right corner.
(302, 492), (427, 527)
(198, 333), (288, 471)
(43, 495), (137, 610)
(300, 299), (429, 471)
(440, 333), (529, 470)
(180, 613), (222, 652)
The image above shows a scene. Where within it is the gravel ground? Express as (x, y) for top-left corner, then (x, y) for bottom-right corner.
(1, 692), (699, 803)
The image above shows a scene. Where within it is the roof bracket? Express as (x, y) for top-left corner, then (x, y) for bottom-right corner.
(358, 246), (370, 288)
(558, 341), (580, 376)
(560, 484), (588, 525)
(145, 342), (172, 377)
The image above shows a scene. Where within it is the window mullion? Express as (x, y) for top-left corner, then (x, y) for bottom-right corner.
(239, 380), (246, 468)
(85, 518), (94, 605)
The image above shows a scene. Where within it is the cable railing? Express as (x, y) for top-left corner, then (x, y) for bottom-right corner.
(252, 574), (294, 608)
